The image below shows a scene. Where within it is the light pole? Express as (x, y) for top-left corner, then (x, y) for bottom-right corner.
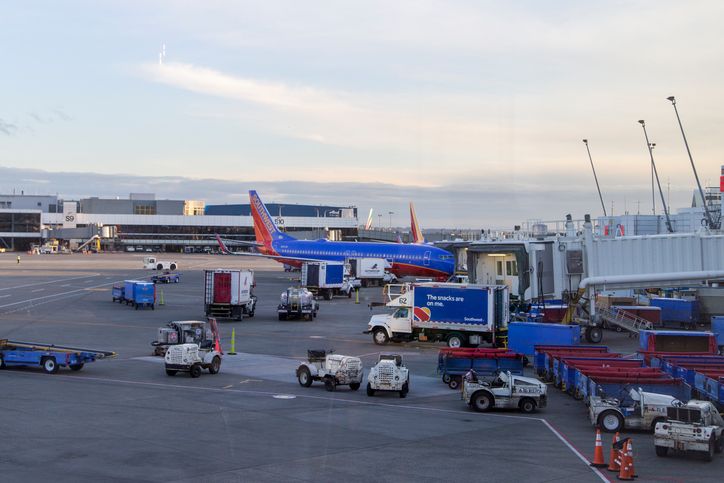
(378, 213), (382, 229)
(649, 143), (656, 215)
(388, 211), (394, 230)
(666, 96), (715, 229)
(638, 120), (673, 233)
(582, 139), (607, 216)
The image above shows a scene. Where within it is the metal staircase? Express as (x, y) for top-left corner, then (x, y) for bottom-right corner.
(597, 306), (653, 335)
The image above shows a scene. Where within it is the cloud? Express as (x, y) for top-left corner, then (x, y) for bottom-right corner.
(0, 119), (18, 136)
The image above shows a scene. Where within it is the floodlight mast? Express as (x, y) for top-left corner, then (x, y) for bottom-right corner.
(582, 139), (607, 217)
(666, 96), (716, 230)
(638, 120), (673, 233)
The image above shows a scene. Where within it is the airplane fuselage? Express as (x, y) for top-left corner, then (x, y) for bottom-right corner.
(263, 238), (455, 279)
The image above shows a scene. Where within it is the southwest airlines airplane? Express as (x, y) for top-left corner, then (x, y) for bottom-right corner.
(217, 190), (455, 280)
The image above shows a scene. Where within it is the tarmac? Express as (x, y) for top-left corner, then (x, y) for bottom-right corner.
(1, 252), (722, 482)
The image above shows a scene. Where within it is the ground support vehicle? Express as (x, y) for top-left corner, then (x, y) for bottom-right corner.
(347, 258), (388, 287)
(296, 350), (363, 391)
(366, 354), (409, 397)
(111, 283), (125, 303)
(462, 371), (547, 413)
(152, 320), (215, 356)
(0, 339), (116, 374)
(152, 272), (181, 284)
(365, 283), (509, 348)
(654, 402), (724, 461)
(143, 256), (178, 271)
(124, 280), (156, 310)
(204, 269), (256, 320)
(437, 348), (525, 389)
(164, 343), (221, 378)
(649, 353), (724, 406)
(302, 262), (354, 300)
(589, 388), (684, 433)
(278, 288), (318, 320)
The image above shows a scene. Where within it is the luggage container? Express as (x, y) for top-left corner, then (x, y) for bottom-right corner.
(639, 330), (717, 354)
(650, 298), (700, 329)
(508, 322), (580, 356)
(533, 345), (610, 379)
(590, 375), (690, 403)
(111, 283), (125, 303)
(712, 316), (724, 352)
(437, 347), (525, 389)
(123, 280), (156, 310)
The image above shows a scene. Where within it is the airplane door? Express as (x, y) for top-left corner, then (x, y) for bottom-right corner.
(423, 251), (431, 266)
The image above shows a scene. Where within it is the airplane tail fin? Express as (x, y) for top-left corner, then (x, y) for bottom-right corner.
(249, 190), (295, 247)
(364, 208), (374, 230)
(215, 234), (231, 254)
(410, 202), (425, 244)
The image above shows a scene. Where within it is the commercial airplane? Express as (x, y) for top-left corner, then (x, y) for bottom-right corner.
(217, 190), (455, 280)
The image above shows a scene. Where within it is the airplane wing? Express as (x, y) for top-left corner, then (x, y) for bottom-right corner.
(215, 235), (327, 263)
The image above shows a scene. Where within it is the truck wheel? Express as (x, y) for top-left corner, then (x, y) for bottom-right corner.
(447, 333), (465, 348)
(248, 310), (255, 318)
(705, 438), (715, 462)
(324, 291), (332, 301)
(472, 391), (493, 412)
(157, 263), (163, 270)
(400, 382), (409, 398)
(373, 329), (389, 345)
(716, 437), (724, 454)
(448, 377), (461, 390)
(519, 398), (536, 413)
(585, 327), (603, 344)
(135, 303), (139, 310)
(297, 367), (313, 387)
(41, 357), (59, 374)
(69, 363), (84, 371)
(165, 369), (177, 376)
(655, 446), (668, 457)
(324, 377), (336, 392)
(0, 355), (5, 369)
(278, 313), (287, 321)
(349, 382), (360, 391)
(208, 356), (221, 374)
(347, 290), (352, 298)
(442, 374), (451, 384)
(190, 364), (202, 378)
(170, 263), (177, 271)
(366, 383), (375, 397)
(598, 410), (623, 432)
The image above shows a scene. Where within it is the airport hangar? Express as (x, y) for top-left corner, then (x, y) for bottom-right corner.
(0, 193), (360, 252)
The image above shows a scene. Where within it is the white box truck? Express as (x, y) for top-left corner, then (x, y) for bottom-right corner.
(365, 283), (509, 348)
(204, 269), (256, 320)
(348, 258), (388, 287)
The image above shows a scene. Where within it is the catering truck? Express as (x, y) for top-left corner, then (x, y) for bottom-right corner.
(301, 262), (354, 300)
(365, 283), (509, 348)
(347, 258), (387, 287)
(203, 269), (256, 320)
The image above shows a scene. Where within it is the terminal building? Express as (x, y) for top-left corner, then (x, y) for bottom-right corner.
(0, 193), (358, 252)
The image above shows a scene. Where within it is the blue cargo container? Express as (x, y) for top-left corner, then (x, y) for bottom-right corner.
(650, 298), (700, 328)
(639, 329), (716, 353)
(712, 316), (724, 349)
(111, 284), (125, 303)
(508, 322), (580, 356)
(123, 280), (155, 310)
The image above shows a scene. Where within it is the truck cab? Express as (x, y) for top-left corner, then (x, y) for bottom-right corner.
(654, 401), (724, 460)
(462, 370), (547, 413)
(589, 388), (681, 433)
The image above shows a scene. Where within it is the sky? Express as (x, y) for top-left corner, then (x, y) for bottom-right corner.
(1, 1), (723, 228)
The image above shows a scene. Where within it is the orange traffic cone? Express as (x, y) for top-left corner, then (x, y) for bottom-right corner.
(627, 439), (637, 478)
(214, 337), (223, 355)
(590, 429), (607, 467)
(607, 432), (621, 472)
(617, 440), (634, 481)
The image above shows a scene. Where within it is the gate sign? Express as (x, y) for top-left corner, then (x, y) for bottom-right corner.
(412, 286), (489, 326)
(63, 201), (78, 228)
